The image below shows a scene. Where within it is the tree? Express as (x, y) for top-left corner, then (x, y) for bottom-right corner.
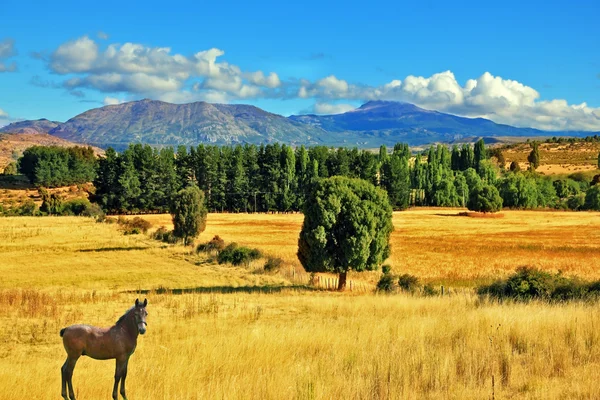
(467, 184), (503, 213)
(474, 139), (487, 171)
(170, 185), (208, 246)
(2, 162), (17, 175)
(528, 142), (541, 170)
(597, 152), (600, 170)
(298, 177), (393, 291)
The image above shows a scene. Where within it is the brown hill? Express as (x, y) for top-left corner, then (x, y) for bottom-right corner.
(0, 132), (104, 172)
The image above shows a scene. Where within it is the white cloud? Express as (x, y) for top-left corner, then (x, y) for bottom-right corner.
(50, 36), (98, 74)
(40, 35), (600, 131)
(0, 38), (17, 73)
(97, 31), (109, 40)
(46, 36), (280, 101)
(313, 102), (356, 115)
(103, 97), (125, 106)
(0, 108), (8, 118)
(0, 108), (10, 129)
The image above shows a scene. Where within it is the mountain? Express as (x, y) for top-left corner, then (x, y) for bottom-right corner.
(49, 99), (329, 149)
(3, 100), (597, 150)
(1, 119), (61, 135)
(289, 101), (558, 146)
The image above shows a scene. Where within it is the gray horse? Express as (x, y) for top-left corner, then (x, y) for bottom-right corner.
(60, 299), (148, 400)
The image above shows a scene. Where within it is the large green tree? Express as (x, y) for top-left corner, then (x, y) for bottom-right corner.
(467, 184), (503, 213)
(298, 176), (393, 290)
(170, 185), (208, 246)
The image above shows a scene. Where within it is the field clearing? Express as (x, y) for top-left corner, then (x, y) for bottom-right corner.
(1, 211), (600, 399)
(138, 209), (600, 284)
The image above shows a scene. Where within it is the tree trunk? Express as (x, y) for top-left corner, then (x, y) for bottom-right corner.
(338, 271), (347, 291)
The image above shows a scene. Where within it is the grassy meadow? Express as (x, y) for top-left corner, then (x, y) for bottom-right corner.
(1, 210), (600, 399)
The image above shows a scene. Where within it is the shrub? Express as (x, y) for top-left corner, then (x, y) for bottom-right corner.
(217, 243), (262, 266)
(376, 273), (395, 292)
(398, 273), (420, 292)
(117, 216), (152, 235)
(422, 283), (440, 296)
(478, 266), (600, 301)
(197, 235), (225, 254)
(263, 257), (284, 273)
(17, 200), (39, 216)
(152, 226), (178, 244)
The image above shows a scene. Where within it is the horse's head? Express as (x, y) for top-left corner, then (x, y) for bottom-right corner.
(134, 298), (148, 335)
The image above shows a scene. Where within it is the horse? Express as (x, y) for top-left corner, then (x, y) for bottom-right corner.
(59, 298), (148, 400)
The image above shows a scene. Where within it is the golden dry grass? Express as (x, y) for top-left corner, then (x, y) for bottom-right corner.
(1, 211), (600, 399)
(139, 209), (600, 285)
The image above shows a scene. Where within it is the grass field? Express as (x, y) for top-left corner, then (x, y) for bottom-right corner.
(1, 210), (600, 399)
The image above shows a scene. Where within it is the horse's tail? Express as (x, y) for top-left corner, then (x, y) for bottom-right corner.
(60, 328), (66, 337)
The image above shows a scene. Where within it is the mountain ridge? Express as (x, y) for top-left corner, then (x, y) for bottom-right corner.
(1, 99), (597, 150)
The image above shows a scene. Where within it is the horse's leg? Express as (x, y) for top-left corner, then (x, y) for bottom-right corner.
(112, 358), (126, 400)
(61, 358), (69, 400)
(119, 357), (130, 400)
(65, 356), (79, 400)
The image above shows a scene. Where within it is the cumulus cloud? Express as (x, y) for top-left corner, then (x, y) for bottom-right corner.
(39, 35), (600, 131)
(313, 102), (357, 115)
(297, 70), (600, 131)
(46, 36), (281, 102)
(103, 97), (125, 105)
(0, 108), (10, 129)
(0, 38), (18, 73)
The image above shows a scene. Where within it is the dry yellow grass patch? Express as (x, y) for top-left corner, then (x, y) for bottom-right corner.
(137, 209), (600, 285)
(2, 212), (600, 399)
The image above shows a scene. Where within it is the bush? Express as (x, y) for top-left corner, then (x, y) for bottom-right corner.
(263, 257), (284, 273)
(467, 184), (503, 213)
(196, 235), (226, 254)
(152, 226), (178, 244)
(398, 273), (420, 292)
(376, 273), (396, 292)
(217, 243), (262, 266)
(117, 216), (152, 235)
(422, 283), (440, 296)
(478, 266), (600, 301)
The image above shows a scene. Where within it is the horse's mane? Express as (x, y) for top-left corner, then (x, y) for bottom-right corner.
(115, 306), (135, 325)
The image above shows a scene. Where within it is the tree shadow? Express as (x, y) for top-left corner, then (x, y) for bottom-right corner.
(78, 246), (150, 253)
(128, 284), (318, 295)
(433, 213), (464, 217)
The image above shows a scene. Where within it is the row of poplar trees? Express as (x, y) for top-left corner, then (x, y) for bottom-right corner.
(92, 140), (493, 214)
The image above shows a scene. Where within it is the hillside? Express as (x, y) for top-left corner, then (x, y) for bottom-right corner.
(50, 99), (329, 149)
(4, 100), (599, 149)
(0, 132), (104, 172)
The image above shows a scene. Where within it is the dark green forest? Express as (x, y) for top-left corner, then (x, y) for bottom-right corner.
(14, 140), (600, 214)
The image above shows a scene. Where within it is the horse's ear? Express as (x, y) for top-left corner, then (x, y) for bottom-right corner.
(135, 298), (140, 307)
(143, 298), (148, 307)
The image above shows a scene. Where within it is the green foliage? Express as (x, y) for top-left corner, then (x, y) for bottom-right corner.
(217, 243), (262, 266)
(478, 267), (600, 301)
(467, 184), (503, 213)
(18, 146), (96, 187)
(422, 283), (440, 296)
(196, 235), (226, 254)
(527, 142), (541, 170)
(376, 272), (396, 292)
(170, 185), (208, 245)
(584, 185), (600, 210)
(40, 190), (64, 215)
(298, 176), (393, 290)
(398, 274), (420, 292)
(151, 226), (178, 244)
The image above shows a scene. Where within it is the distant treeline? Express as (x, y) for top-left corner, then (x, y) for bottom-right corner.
(18, 146), (96, 187)
(15, 140), (600, 214)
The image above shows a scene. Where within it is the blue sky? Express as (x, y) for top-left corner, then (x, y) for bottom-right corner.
(1, 0), (599, 131)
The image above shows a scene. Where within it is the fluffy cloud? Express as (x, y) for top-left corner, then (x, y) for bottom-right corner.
(313, 102), (357, 115)
(301, 71), (600, 131)
(0, 108), (8, 118)
(47, 36), (281, 102)
(0, 38), (17, 73)
(40, 35), (600, 131)
(103, 97), (125, 105)
(97, 31), (109, 40)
